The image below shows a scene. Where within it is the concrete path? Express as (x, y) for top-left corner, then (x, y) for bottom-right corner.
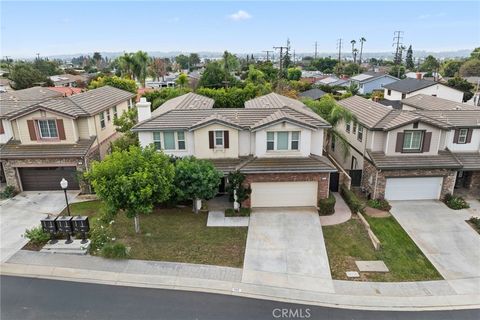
(320, 192), (352, 226)
(0, 191), (79, 263)
(242, 207), (333, 292)
(390, 200), (480, 294)
(207, 211), (249, 227)
(466, 199), (480, 217)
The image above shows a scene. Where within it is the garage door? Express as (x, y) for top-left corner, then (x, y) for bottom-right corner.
(19, 167), (80, 191)
(251, 181), (318, 207)
(385, 177), (442, 200)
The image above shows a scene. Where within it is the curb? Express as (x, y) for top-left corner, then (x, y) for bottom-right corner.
(2, 263), (479, 311)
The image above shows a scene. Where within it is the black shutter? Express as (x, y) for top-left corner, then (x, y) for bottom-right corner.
(466, 129), (473, 143)
(224, 131), (229, 148)
(422, 132), (432, 152)
(208, 131), (214, 149)
(395, 132), (404, 152)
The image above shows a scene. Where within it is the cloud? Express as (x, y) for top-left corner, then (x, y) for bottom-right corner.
(228, 10), (252, 21)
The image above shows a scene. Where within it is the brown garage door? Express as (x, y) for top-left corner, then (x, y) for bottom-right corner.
(19, 167), (80, 191)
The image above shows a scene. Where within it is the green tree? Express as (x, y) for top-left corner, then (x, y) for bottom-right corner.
(246, 65), (266, 85)
(255, 61), (278, 83)
(303, 95), (355, 157)
(86, 146), (175, 233)
(93, 52), (102, 68)
(8, 63), (46, 89)
(226, 171), (251, 208)
(143, 87), (191, 110)
(389, 65), (406, 78)
(342, 63), (362, 76)
(112, 108), (139, 151)
(459, 59), (480, 77)
(441, 60), (463, 77)
(222, 50), (240, 73)
(347, 82), (359, 95)
(117, 53), (135, 79)
(33, 59), (61, 76)
(189, 53), (201, 67)
(198, 61), (237, 88)
(358, 37), (366, 65)
(175, 54), (190, 70)
(311, 57), (338, 73)
(447, 77), (474, 102)
(470, 47), (480, 60)
(174, 157), (222, 213)
(133, 51), (149, 87)
(89, 76), (138, 93)
(419, 55), (440, 73)
(176, 73), (189, 88)
(287, 68), (302, 81)
(405, 45), (414, 70)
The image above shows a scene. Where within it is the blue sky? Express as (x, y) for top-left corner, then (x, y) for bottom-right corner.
(1, 1), (479, 58)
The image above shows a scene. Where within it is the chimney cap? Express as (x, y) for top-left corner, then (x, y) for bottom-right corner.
(139, 97), (147, 103)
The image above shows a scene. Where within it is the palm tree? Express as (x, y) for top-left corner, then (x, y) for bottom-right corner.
(133, 51), (149, 88)
(350, 40), (356, 61)
(353, 48), (359, 64)
(359, 37), (366, 65)
(303, 95), (355, 158)
(118, 53), (135, 79)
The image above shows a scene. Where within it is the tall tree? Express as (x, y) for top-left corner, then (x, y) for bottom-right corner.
(188, 53), (201, 68)
(441, 60), (463, 77)
(93, 52), (102, 69)
(405, 45), (414, 70)
(176, 73), (188, 88)
(358, 37), (366, 65)
(350, 40), (356, 62)
(133, 51), (149, 87)
(447, 77), (474, 102)
(352, 48), (358, 65)
(419, 55), (440, 73)
(88, 75), (138, 93)
(8, 63), (46, 89)
(459, 59), (480, 77)
(117, 53), (135, 79)
(175, 54), (190, 70)
(149, 57), (167, 81)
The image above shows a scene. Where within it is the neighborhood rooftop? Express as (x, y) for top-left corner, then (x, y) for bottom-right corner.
(401, 94), (480, 111)
(383, 78), (439, 93)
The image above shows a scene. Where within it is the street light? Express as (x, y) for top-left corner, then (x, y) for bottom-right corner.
(60, 178), (71, 216)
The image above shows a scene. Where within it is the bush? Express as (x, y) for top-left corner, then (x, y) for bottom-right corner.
(89, 223), (113, 253)
(367, 198), (392, 211)
(443, 194), (470, 210)
(24, 226), (50, 245)
(225, 207), (251, 217)
(340, 185), (365, 213)
(0, 185), (17, 199)
(318, 193), (336, 215)
(468, 217), (480, 233)
(101, 242), (128, 259)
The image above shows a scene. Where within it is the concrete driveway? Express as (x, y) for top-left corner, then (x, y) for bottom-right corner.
(390, 200), (480, 294)
(0, 191), (79, 263)
(242, 207), (333, 293)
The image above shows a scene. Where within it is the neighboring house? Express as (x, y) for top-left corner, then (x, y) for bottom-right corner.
(349, 72), (399, 94)
(47, 87), (83, 96)
(0, 78), (12, 93)
(299, 88), (326, 101)
(49, 74), (88, 87)
(0, 86), (135, 193)
(329, 95), (479, 201)
(315, 76), (349, 87)
(383, 77), (464, 103)
(132, 92), (337, 208)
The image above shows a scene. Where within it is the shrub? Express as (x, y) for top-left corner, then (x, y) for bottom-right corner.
(468, 217), (480, 233)
(225, 207), (251, 217)
(24, 226), (50, 245)
(101, 242), (128, 259)
(443, 193), (470, 210)
(367, 198), (392, 211)
(0, 185), (17, 199)
(340, 185), (365, 213)
(318, 194), (336, 215)
(89, 223), (113, 253)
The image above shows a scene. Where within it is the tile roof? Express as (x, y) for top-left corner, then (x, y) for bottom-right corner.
(190, 113), (243, 130)
(383, 78), (439, 93)
(151, 92), (214, 117)
(337, 96), (392, 129)
(350, 72), (396, 83)
(239, 155), (336, 173)
(209, 157), (253, 174)
(0, 138), (96, 159)
(367, 149), (462, 170)
(299, 88), (326, 100)
(401, 94), (479, 111)
(375, 110), (451, 130)
(0, 87), (64, 117)
(452, 152), (480, 170)
(413, 110), (480, 128)
(69, 85), (135, 115)
(47, 87), (83, 96)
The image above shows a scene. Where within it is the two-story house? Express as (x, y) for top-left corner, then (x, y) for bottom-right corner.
(349, 72), (399, 95)
(132, 92), (337, 208)
(330, 95), (479, 200)
(0, 85), (135, 192)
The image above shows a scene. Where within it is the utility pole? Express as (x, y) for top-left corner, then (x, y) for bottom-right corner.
(392, 31), (404, 64)
(273, 45), (288, 77)
(314, 41), (318, 59)
(262, 50), (273, 61)
(293, 50), (296, 65)
(36, 53), (40, 60)
(336, 39), (342, 63)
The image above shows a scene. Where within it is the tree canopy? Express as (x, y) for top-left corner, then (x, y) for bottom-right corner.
(88, 76), (138, 93)
(8, 63), (47, 89)
(459, 59), (480, 77)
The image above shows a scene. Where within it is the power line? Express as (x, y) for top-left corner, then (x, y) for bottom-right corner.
(392, 31), (404, 64)
(273, 45), (288, 76)
(262, 50), (273, 61)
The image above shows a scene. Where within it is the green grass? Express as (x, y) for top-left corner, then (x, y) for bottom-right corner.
(323, 216), (442, 282)
(65, 201), (248, 267)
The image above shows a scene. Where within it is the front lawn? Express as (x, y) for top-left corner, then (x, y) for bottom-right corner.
(64, 201), (248, 268)
(323, 216), (442, 282)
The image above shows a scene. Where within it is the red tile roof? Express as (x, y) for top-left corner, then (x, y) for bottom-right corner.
(47, 87), (83, 96)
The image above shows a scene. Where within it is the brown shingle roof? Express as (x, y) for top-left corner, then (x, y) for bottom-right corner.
(0, 138), (95, 159)
(401, 94), (479, 111)
(239, 155), (336, 173)
(367, 149), (462, 170)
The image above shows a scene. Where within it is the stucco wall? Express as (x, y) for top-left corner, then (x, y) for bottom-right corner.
(446, 129), (480, 152)
(0, 119), (13, 144)
(385, 122), (442, 156)
(194, 124), (239, 159)
(15, 110), (76, 144)
(254, 122), (312, 157)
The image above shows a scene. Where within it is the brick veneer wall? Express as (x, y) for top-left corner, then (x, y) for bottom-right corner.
(242, 172), (330, 208)
(361, 160), (456, 200)
(465, 171), (480, 196)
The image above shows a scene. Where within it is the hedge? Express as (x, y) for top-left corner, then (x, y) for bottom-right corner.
(318, 193), (336, 215)
(340, 185), (365, 213)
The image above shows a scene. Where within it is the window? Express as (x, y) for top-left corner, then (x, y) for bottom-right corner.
(38, 119), (58, 138)
(346, 121), (351, 133)
(177, 131), (185, 150)
(215, 131), (224, 147)
(106, 109), (111, 122)
(112, 106), (118, 119)
(401, 93), (406, 99)
(100, 112), (106, 129)
(153, 132), (161, 150)
(352, 122), (357, 134)
(387, 89), (391, 96)
(458, 128), (468, 144)
(357, 125), (363, 142)
(266, 131), (300, 151)
(163, 131), (176, 150)
(403, 131), (423, 151)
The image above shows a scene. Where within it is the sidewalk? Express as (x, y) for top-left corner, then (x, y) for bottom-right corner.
(2, 250), (479, 311)
(320, 192), (351, 226)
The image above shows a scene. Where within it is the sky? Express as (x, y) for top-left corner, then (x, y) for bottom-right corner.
(1, 1), (479, 58)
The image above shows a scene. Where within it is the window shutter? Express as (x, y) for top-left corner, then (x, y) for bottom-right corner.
(453, 129), (459, 144)
(466, 129), (473, 143)
(208, 131), (214, 149)
(0, 121), (4, 134)
(422, 132), (432, 152)
(27, 120), (37, 141)
(56, 119), (66, 140)
(395, 132), (404, 152)
(224, 131), (229, 148)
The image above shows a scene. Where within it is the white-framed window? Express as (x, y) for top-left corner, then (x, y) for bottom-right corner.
(99, 112), (106, 129)
(106, 109), (111, 122)
(152, 131), (186, 151)
(128, 99), (133, 109)
(352, 122), (357, 134)
(38, 119), (58, 138)
(346, 121), (351, 133)
(266, 131), (300, 151)
(458, 128), (468, 144)
(112, 106), (118, 119)
(403, 130), (423, 151)
(357, 125), (363, 142)
(215, 130), (224, 148)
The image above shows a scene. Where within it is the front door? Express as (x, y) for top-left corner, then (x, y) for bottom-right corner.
(218, 177), (226, 193)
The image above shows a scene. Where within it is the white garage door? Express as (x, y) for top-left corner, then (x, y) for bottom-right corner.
(251, 181), (318, 207)
(385, 177), (443, 200)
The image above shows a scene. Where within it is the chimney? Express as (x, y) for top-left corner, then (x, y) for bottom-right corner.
(416, 72), (422, 80)
(136, 97), (151, 122)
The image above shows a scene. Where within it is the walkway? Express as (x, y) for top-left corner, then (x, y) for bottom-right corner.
(242, 207), (333, 292)
(207, 211), (249, 227)
(320, 192), (352, 226)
